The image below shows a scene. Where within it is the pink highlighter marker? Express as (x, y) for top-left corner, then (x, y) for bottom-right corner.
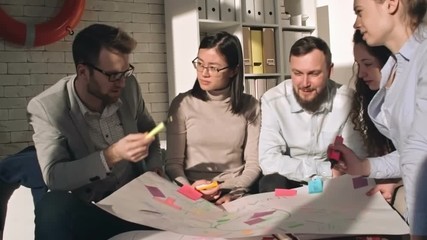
(327, 135), (343, 167)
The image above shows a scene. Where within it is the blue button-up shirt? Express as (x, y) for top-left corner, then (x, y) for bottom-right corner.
(367, 28), (427, 234)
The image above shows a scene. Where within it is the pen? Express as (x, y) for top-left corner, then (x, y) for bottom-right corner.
(173, 179), (184, 187)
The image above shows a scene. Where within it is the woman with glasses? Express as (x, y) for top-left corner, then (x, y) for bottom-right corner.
(165, 31), (261, 204)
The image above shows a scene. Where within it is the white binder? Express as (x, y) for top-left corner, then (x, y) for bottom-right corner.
(283, 31), (307, 75)
(220, 0), (235, 21)
(197, 0), (207, 19)
(256, 78), (267, 99)
(206, 0), (220, 21)
(243, 0), (255, 23)
(263, 0), (276, 24)
(254, 0), (264, 23)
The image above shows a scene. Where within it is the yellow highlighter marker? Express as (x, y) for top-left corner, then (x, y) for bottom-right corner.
(195, 181), (219, 191)
(146, 116), (172, 138)
(146, 121), (166, 138)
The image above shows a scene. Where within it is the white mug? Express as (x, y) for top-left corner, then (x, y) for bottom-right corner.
(290, 14), (302, 26)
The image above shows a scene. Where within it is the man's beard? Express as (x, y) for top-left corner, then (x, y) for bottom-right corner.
(87, 76), (118, 105)
(293, 86), (329, 113)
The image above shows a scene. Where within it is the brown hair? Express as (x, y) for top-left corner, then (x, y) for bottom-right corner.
(72, 24), (136, 67)
(405, 0), (427, 30)
(350, 30), (395, 156)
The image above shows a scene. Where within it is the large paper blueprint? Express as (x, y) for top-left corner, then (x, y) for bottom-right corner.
(97, 172), (409, 238)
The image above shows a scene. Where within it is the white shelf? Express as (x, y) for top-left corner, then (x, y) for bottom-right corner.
(164, 0), (317, 101)
(242, 23), (280, 28)
(282, 25), (316, 32)
(199, 20), (240, 32)
(245, 73), (282, 78)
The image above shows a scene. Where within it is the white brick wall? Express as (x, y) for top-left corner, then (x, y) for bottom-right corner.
(0, 0), (167, 159)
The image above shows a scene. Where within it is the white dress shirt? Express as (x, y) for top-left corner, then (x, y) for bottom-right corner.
(259, 79), (366, 182)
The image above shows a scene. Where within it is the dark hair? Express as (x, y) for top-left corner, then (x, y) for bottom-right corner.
(72, 24), (137, 67)
(350, 30), (394, 156)
(290, 36), (332, 67)
(191, 31), (245, 115)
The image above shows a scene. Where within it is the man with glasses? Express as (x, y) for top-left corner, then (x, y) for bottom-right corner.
(27, 24), (162, 239)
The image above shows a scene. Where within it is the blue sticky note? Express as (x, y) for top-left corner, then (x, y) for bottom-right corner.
(308, 178), (323, 194)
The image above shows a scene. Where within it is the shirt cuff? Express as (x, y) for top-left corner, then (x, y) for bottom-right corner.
(317, 161), (333, 179)
(100, 151), (112, 173)
(368, 157), (381, 178)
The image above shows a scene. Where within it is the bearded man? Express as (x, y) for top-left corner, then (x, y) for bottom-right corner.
(258, 36), (366, 192)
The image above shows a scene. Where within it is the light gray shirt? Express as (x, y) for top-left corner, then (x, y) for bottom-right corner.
(367, 28), (427, 233)
(28, 75), (162, 202)
(259, 79), (366, 182)
(72, 78), (124, 172)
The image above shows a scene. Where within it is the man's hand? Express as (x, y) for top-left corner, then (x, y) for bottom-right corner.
(104, 133), (154, 167)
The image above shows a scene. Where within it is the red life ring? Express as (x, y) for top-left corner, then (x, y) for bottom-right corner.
(0, 0), (85, 47)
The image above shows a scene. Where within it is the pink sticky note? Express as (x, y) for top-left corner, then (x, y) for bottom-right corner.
(145, 185), (165, 198)
(177, 184), (203, 200)
(251, 210), (276, 218)
(244, 217), (264, 225)
(154, 197), (181, 210)
(352, 176), (369, 189)
(275, 188), (297, 197)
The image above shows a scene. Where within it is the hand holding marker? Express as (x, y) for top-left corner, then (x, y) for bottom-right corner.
(328, 135), (343, 167)
(148, 118), (220, 192)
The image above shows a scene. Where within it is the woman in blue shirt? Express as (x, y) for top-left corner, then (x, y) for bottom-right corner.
(333, 0), (427, 237)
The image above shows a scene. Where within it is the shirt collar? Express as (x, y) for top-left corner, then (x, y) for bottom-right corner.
(380, 29), (425, 87)
(397, 30), (422, 62)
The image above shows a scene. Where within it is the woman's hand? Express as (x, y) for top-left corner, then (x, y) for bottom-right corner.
(331, 166), (345, 178)
(367, 179), (402, 203)
(215, 194), (234, 205)
(330, 142), (371, 176)
(192, 179), (221, 201)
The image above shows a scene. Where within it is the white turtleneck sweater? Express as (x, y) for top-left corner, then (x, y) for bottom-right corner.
(165, 88), (261, 194)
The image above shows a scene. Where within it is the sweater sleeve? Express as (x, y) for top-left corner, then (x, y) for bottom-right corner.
(165, 94), (190, 185)
(220, 97), (261, 192)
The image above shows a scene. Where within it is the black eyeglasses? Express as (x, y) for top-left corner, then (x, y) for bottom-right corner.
(191, 57), (229, 75)
(84, 63), (134, 82)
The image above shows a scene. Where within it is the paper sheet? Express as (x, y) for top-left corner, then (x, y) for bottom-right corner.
(97, 172), (409, 238)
